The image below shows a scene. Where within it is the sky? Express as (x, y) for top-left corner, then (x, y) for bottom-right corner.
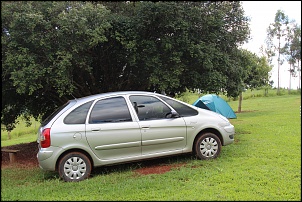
(240, 1), (301, 89)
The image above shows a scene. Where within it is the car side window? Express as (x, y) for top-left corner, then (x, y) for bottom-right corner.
(158, 95), (198, 117)
(89, 96), (132, 124)
(129, 95), (171, 121)
(64, 101), (93, 124)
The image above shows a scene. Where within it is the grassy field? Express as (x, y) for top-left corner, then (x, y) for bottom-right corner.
(1, 89), (301, 201)
(1, 117), (39, 147)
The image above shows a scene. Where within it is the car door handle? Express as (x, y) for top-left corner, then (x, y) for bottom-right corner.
(91, 128), (101, 132)
(141, 126), (150, 130)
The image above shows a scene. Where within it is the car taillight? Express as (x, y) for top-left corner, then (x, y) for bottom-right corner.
(40, 128), (51, 148)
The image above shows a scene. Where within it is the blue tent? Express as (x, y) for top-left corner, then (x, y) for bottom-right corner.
(192, 94), (237, 119)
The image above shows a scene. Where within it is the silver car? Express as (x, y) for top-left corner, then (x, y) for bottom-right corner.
(37, 91), (235, 182)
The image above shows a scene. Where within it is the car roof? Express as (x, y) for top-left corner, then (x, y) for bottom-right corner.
(73, 91), (159, 102)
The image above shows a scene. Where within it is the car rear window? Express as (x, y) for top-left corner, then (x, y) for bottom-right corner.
(41, 100), (76, 127)
(64, 101), (93, 124)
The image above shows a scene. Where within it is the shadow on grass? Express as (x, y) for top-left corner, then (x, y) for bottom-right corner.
(90, 153), (194, 178)
(40, 153), (195, 181)
(41, 153), (199, 181)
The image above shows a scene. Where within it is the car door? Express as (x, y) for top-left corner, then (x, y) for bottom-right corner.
(85, 96), (141, 160)
(129, 95), (187, 155)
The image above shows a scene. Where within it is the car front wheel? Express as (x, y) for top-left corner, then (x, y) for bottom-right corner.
(58, 152), (92, 182)
(194, 132), (222, 160)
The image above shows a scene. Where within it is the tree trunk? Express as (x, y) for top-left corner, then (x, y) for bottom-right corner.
(288, 63), (292, 94)
(264, 87), (268, 96)
(7, 131), (11, 140)
(237, 92), (242, 113)
(277, 38), (281, 95)
(299, 60), (301, 90)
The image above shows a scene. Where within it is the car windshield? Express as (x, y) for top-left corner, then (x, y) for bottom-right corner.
(158, 95), (198, 117)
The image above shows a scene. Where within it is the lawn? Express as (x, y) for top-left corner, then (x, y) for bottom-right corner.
(1, 116), (39, 147)
(1, 91), (301, 201)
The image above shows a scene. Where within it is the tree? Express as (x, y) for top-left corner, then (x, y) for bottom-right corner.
(291, 25), (302, 90)
(2, 1), (112, 123)
(283, 23), (301, 91)
(229, 49), (271, 112)
(2, 1), (250, 130)
(265, 10), (289, 95)
(98, 1), (250, 96)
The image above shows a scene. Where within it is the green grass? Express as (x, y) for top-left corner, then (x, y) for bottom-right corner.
(1, 91), (301, 201)
(1, 117), (40, 147)
(177, 87), (301, 105)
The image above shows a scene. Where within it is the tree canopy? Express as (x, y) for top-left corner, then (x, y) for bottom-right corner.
(1, 1), (270, 130)
(264, 9), (301, 94)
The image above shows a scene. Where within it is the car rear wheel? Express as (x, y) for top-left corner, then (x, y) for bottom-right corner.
(194, 132), (222, 160)
(58, 152), (92, 182)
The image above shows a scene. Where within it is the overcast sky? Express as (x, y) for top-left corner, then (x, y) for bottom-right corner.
(240, 1), (301, 89)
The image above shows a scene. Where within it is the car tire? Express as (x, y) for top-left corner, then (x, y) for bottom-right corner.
(194, 132), (222, 160)
(58, 152), (92, 182)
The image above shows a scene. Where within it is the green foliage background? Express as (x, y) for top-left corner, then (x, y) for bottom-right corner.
(2, 1), (273, 131)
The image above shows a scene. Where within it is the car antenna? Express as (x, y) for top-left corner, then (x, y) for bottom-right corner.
(70, 94), (77, 99)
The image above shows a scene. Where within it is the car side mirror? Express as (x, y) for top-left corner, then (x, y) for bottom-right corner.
(133, 102), (145, 114)
(166, 110), (180, 118)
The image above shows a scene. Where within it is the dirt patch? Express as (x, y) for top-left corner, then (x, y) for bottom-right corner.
(1, 141), (187, 175)
(235, 110), (257, 113)
(134, 163), (187, 175)
(1, 141), (39, 168)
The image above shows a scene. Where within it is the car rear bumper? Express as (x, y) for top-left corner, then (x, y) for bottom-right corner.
(37, 146), (61, 171)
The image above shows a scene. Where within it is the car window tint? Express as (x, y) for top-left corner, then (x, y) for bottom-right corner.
(42, 100), (76, 126)
(129, 95), (171, 121)
(158, 95), (198, 117)
(64, 101), (93, 124)
(89, 97), (132, 124)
